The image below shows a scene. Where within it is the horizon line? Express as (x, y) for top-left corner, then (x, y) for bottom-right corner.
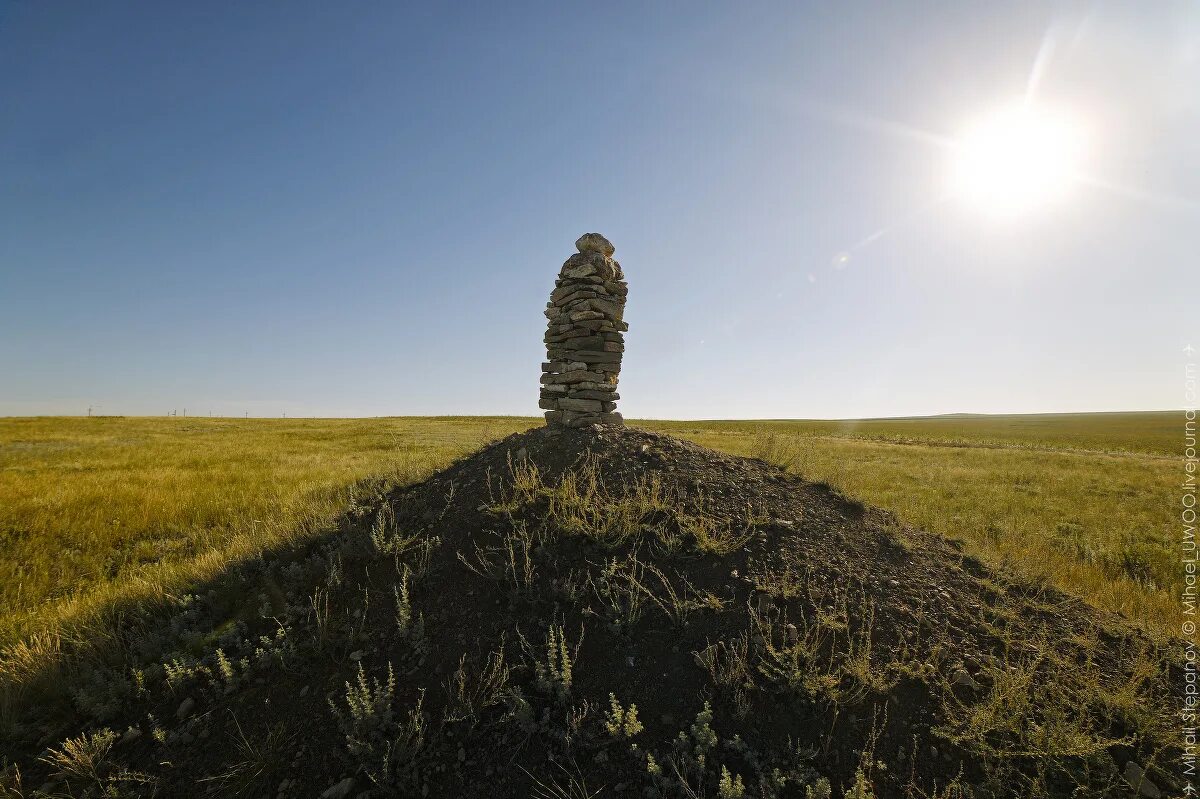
(0, 408), (1185, 422)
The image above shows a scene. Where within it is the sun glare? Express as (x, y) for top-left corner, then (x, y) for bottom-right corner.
(950, 103), (1086, 218)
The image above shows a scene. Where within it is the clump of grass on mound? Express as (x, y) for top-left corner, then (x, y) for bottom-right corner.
(484, 454), (757, 557)
(0, 426), (1183, 799)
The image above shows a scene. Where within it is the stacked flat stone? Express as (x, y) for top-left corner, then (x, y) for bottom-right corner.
(540, 233), (628, 428)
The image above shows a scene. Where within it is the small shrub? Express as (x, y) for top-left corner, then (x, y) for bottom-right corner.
(842, 769), (874, 799)
(525, 622), (579, 703)
(688, 701), (718, 759)
(329, 662), (427, 789)
(604, 693), (643, 739)
(501, 685), (535, 732)
(718, 765), (746, 799)
(214, 647), (237, 687)
(333, 661), (397, 749)
(806, 778), (832, 799)
(591, 556), (650, 632)
(162, 654), (209, 691)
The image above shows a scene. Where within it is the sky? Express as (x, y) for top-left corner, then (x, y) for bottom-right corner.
(1, 1), (1197, 419)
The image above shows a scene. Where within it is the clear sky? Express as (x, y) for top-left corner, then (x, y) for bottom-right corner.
(2, 1), (1196, 419)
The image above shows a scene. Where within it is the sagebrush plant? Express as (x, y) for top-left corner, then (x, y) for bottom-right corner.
(539, 624), (573, 700)
(332, 661), (398, 757)
(148, 714), (167, 745)
(841, 769), (875, 799)
(718, 765), (746, 799)
(214, 647), (237, 689)
(371, 502), (446, 577)
(162, 654), (209, 692)
(838, 603), (899, 700)
(68, 666), (135, 722)
(642, 700), (833, 799)
(392, 565), (426, 650)
(687, 702), (719, 760)
(644, 701), (722, 796)
(500, 684), (535, 732)
(522, 622), (579, 703)
(641, 562), (711, 627)
(486, 453), (545, 516)
(805, 778), (833, 799)
(369, 503), (404, 555)
(603, 693), (643, 739)
(590, 555), (650, 632)
(403, 534), (441, 579)
(676, 510), (756, 557)
(542, 460), (667, 547)
(330, 661), (427, 788)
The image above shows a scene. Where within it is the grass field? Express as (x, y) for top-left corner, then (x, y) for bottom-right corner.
(0, 411), (1180, 656)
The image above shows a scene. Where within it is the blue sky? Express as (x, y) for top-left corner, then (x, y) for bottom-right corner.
(2, 1), (1196, 418)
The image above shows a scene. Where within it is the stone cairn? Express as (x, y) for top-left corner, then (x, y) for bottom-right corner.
(540, 233), (628, 428)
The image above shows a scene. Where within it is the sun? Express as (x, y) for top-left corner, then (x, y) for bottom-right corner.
(949, 103), (1086, 218)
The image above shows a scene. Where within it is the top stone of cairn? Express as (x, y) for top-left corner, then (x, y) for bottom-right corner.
(575, 233), (615, 257)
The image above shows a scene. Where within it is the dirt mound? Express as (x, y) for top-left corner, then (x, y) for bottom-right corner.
(4, 426), (1181, 798)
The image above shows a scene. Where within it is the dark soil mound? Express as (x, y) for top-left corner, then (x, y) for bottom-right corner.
(3, 426), (1181, 798)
